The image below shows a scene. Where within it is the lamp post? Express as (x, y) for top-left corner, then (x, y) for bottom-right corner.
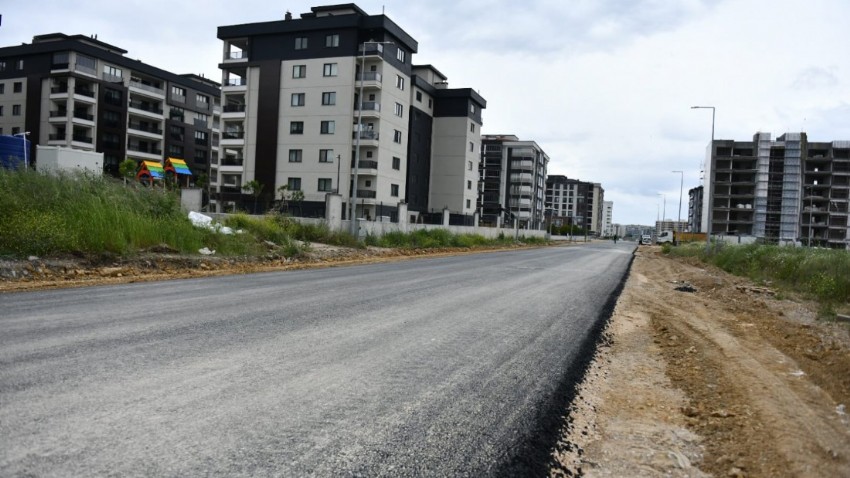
(673, 170), (683, 232)
(13, 131), (31, 169)
(350, 40), (393, 237)
(691, 106), (715, 254)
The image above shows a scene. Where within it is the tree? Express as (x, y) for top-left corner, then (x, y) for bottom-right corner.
(288, 189), (304, 216)
(277, 184), (289, 213)
(242, 180), (264, 214)
(118, 159), (137, 185)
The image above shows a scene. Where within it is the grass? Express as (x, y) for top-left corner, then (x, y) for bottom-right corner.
(0, 169), (547, 259)
(665, 242), (850, 309)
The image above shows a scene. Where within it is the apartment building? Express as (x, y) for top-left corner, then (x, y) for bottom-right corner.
(602, 200), (613, 236)
(215, 4), (485, 219)
(407, 65), (485, 219)
(688, 185), (703, 232)
(703, 132), (850, 248)
(0, 33), (220, 177)
(544, 175), (604, 235)
(479, 135), (548, 228)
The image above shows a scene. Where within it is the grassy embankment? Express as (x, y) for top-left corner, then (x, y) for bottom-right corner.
(0, 169), (541, 258)
(665, 242), (850, 314)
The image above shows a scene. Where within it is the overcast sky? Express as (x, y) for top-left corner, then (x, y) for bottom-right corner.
(5, 0), (850, 225)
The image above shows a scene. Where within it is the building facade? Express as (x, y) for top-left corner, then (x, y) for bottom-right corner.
(703, 132), (849, 248)
(216, 4), (485, 219)
(544, 175), (603, 235)
(602, 200), (613, 236)
(688, 185), (703, 233)
(480, 135), (548, 228)
(0, 33), (220, 178)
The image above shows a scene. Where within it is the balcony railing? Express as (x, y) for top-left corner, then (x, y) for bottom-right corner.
(222, 131), (245, 140)
(221, 157), (244, 166)
(129, 80), (165, 96)
(128, 101), (164, 114)
(127, 144), (162, 155)
(356, 72), (382, 82)
(50, 86), (68, 94)
(73, 111), (94, 121)
(358, 160), (378, 169)
(353, 131), (379, 140)
(102, 72), (123, 83)
(354, 101), (381, 112)
(74, 63), (97, 76)
(224, 78), (247, 86)
(223, 104), (246, 113)
(194, 118), (208, 129)
(49, 110), (68, 118)
(74, 87), (95, 98)
(355, 190), (377, 198)
(49, 133), (66, 141)
(51, 62), (70, 70)
(72, 134), (93, 144)
(359, 44), (384, 56)
(226, 50), (246, 60)
(128, 122), (163, 134)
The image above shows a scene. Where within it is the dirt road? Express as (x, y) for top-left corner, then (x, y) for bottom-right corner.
(555, 246), (850, 477)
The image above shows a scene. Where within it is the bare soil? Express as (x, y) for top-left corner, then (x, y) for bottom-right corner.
(554, 246), (850, 477)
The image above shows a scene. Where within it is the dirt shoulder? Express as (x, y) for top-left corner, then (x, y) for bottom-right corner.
(555, 246), (850, 477)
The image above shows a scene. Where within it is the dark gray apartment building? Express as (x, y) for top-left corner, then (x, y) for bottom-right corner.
(0, 33), (220, 177)
(479, 135), (549, 228)
(703, 132), (849, 248)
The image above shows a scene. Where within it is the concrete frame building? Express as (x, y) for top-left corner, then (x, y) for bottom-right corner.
(215, 4), (485, 219)
(479, 135), (548, 228)
(602, 200), (613, 237)
(703, 132), (850, 248)
(0, 33), (220, 178)
(688, 185), (703, 233)
(544, 175), (603, 236)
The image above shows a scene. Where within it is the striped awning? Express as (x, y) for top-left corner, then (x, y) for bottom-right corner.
(166, 157), (192, 175)
(141, 161), (165, 178)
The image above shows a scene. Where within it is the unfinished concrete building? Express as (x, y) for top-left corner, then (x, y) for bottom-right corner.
(703, 132), (850, 248)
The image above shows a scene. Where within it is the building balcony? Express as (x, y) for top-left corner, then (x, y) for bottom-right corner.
(128, 122), (164, 139)
(354, 101), (381, 117)
(129, 80), (165, 98)
(510, 173), (533, 184)
(72, 134), (93, 144)
(512, 160), (534, 171)
(51, 62), (70, 72)
(126, 145), (163, 161)
(48, 110), (68, 121)
(220, 156), (244, 167)
(73, 63), (97, 77)
(359, 43), (386, 57)
(128, 101), (164, 118)
(73, 86), (96, 98)
(353, 189), (377, 199)
(222, 131), (245, 140)
(353, 130), (379, 146)
(48, 133), (67, 142)
(222, 78), (247, 91)
(224, 50), (248, 62)
(355, 72), (382, 89)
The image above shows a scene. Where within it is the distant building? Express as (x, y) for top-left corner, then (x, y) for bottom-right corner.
(688, 185), (703, 232)
(655, 219), (688, 236)
(702, 132), (849, 248)
(602, 201), (614, 236)
(480, 135), (548, 228)
(544, 175), (604, 235)
(0, 33), (221, 178)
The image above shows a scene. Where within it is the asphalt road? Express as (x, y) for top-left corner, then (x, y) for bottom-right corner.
(0, 242), (634, 477)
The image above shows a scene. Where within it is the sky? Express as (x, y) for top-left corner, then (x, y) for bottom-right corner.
(5, 0), (850, 225)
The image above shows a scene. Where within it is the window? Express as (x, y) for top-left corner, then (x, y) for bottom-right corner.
(319, 149), (334, 162)
(467, 180), (472, 190)
(291, 93), (305, 106)
(12, 127), (20, 135)
(170, 106), (185, 122)
(290, 121), (304, 134)
(416, 91), (422, 102)
(470, 123), (475, 133)
(394, 102), (403, 117)
(0, 84), (4, 94)
(0, 106), (4, 116)
(292, 65), (306, 78)
(468, 161), (473, 171)
(321, 92), (336, 105)
(169, 144), (184, 156)
(16, 60), (24, 70)
(104, 65), (122, 80)
(466, 199), (471, 209)
(428, 99), (432, 109)
(470, 104), (476, 114)
(396, 48), (405, 63)
(13, 82), (22, 93)
(12, 105), (21, 116)
(171, 85), (186, 100)
(170, 124), (185, 141)
(288, 149), (302, 163)
(320, 121), (335, 134)
(393, 130), (402, 144)
(391, 184), (399, 197)
(104, 88), (122, 106)
(318, 178), (333, 192)
(323, 63), (338, 77)
(194, 149), (208, 164)
(0, 61), (5, 71)
(194, 130), (208, 145)
(196, 94), (209, 107)
(392, 156), (401, 170)
(287, 177), (302, 191)
(395, 75), (405, 90)
(325, 34), (339, 47)
(295, 37), (308, 50)
(469, 141), (474, 152)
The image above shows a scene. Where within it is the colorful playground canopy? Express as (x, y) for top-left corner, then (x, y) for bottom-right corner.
(166, 157), (192, 175)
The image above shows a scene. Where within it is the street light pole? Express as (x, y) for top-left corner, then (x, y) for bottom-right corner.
(673, 170), (683, 232)
(691, 106), (715, 254)
(13, 131), (31, 169)
(350, 41), (393, 236)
